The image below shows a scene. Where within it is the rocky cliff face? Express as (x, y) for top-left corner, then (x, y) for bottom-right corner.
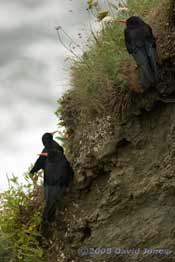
(46, 1), (175, 261)
(47, 98), (175, 262)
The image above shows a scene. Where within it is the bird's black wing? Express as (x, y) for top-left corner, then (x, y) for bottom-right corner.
(124, 28), (134, 54)
(53, 140), (64, 153)
(30, 148), (46, 174)
(147, 25), (156, 48)
(58, 161), (74, 187)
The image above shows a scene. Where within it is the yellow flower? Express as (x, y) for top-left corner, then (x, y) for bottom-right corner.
(97, 10), (109, 21)
(87, 0), (98, 9)
(118, 7), (128, 12)
(102, 16), (114, 24)
(28, 224), (37, 231)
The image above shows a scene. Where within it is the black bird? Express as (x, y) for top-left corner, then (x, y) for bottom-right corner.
(39, 149), (73, 223)
(30, 131), (64, 175)
(115, 16), (158, 89)
(41, 132), (74, 187)
(29, 132), (74, 228)
(30, 131), (74, 185)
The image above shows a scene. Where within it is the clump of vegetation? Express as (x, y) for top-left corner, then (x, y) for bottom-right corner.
(0, 174), (44, 262)
(127, 0), (160, 17)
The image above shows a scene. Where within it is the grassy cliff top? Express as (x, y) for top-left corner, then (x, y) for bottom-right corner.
(57, 0), (172, 132)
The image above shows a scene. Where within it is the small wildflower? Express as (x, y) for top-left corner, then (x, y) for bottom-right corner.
(97, 10), (109, 21)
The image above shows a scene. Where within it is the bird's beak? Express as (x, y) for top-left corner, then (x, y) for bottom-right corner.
(38, 153), (48, 157)
(51, 131), (58, 135)
(113, 19), (127, 24)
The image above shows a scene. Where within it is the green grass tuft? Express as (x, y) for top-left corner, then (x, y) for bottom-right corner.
(0, 174), (44, 261)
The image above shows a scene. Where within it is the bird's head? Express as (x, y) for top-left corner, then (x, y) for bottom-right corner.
(42, 131), (57, 148)
(113, 16), (145, 28)
(126, 16), (145, 28)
